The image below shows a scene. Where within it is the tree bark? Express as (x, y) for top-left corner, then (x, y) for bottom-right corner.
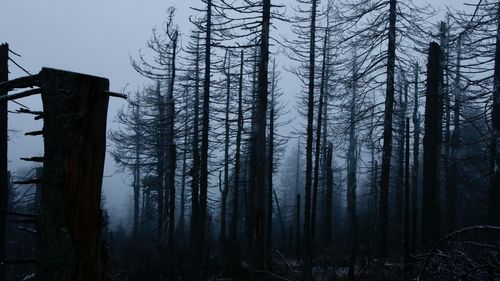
(489, 5), (500, 228)
(449, 37), (461, 234)
(324, 143), (333, 248)
(411, 63), (420, 254)
(230, 50), (244, 244)
(190, 33), (201, 248)
(251, 0), (271, 270)
(378, 0), (397, 258)
(304, 0), (318, 275)
(37, 68), (109, 281)
(0, 43), (8, 281)
(421, 42), (442, 249)
(296, 193), (301, 259)
(311, 31), (328, 243)
(221, 51), (231, 243)
(266, 59), (277, 269)
(404, 118), (410, 266)
(155, 81), (165, 240)
(166, 31), (177, 248)
(179, 87), (188, 244)
(198, 1), (212, 277)
(133, 98), (141, 241)
(347, 58), (358, 281)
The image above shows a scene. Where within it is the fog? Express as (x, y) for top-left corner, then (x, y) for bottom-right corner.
(0, 0), (460, 228)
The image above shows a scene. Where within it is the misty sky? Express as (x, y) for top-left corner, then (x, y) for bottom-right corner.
(0, 0), (461, 228)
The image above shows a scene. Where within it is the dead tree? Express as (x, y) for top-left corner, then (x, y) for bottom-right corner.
(0, 43), (8, 281)
(36, 68), (111, 281)
(411, 63), (420, 255)
(311, 28), (329, 243)
(303, 0), (318, 275)
(404, 117), (410, 266)
(489, 4), (500, 228)
(220, 50), (232, 244)
(324, 143), (333, 248)
(198, 1), (212, 276)
(252, 0), (271, 269)
(166, 30), (178, 247)
(230, 50), (244, 246)
(421, 42), (442, 249)
(378, 0), (397, 258)
(266, 59), (277, 269)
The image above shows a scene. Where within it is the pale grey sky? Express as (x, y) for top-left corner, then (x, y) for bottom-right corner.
(0, 0), (463, 227)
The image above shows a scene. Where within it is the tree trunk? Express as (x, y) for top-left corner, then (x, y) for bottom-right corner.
(347, 59), (358, 281)
(378, 0), (397, 258)
(178, 87), (188, 244)
(311, 31), (328, 243)
(0, 43), (8, 281)
(156, 81), (165, 241)
(411, 63), (420, 254)
(449, 37), (461, 234)
(37, 68), (109, 281)
(296, 193), (301, 259)
(304, 0), (318, 275)
(440, 21), (454, 234)
(166, 31), (177, 248)
(231, 50), (244, 245)
(221, 51), (231, 243)
(421, 42), (442, 249)
(489, 5), (500, 228)
(198, 1), (212, 277)
(133, 98), (141, 241)
(266, 59), (277, 269)
(324, 143), (333, 248)
(404, 118), (410, 266)
(395, 80), (408, 246)
(190, 34), (201, 248)
(252, 0), (271, 270)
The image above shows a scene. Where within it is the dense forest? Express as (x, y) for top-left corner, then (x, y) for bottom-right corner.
(2, 0), (500, 280)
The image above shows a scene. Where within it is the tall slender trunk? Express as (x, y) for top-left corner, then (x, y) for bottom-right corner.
(220, 51), (231, 243)
(247, 45), (258, 261)
(489, 5), (500, 228)
(311, 31), (328, 242)
(421, 42), (442, 249)
(347, 57), (358, 281)
(179, 87), (189, 244)
(133, 97), (141, 240)
(411, 63), (420, 254)
(231, 51), (244, 244)
(0, 43), (9, 281)
(449, 37), (462, 233)
(396, 80), (408, 246)
(404, 118), (410, 266)
(324, 143), (333, 248)
(369, 108), (378, 233)
(266, 59), (277, 269)
(296, 193), (301, 259)
(190, 34), (201, 247)
(198, 1), (212, 276)
(156, 81), (166, 240)
(440, 21), (454, 234)
(166, 32), (178, 247)
(304, 0), (318, 275)
(252, 0), (271, 270)
(378, 0), (397, 258)
(295, 137), (301, 195)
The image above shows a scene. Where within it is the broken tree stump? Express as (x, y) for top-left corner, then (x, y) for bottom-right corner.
(36, 68), (109, 281)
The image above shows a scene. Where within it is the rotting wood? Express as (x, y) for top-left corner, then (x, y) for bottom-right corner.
(37, 67), (109, 281)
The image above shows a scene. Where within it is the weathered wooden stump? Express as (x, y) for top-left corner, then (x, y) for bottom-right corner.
(36, 68), (109, 281)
